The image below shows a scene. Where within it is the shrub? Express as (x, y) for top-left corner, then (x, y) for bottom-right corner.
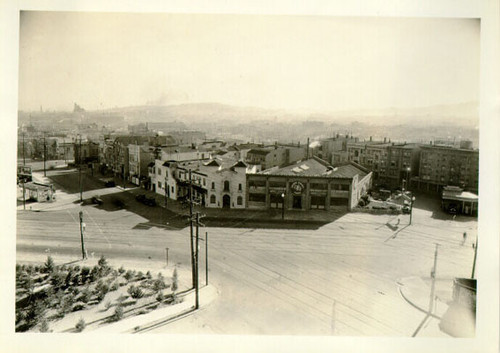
(75, 318), (86, 332)
(98, 254), (108, 267)
(79, 287), (91, 303)
(39, 319), (50, 333)
(25, 301), (44, 328)
(110, 282), (119, 292)
(136, 271), (145, 280)
(80, 267), (91, 283)
(118, 266), (125, 274)
(113, 305), (124, 321)
(156, 291), (164, 303)
(127, 285), (144, 299)
(124, 270), (135, 282)
(72, 302), (86, 312)
(104, 300), (112, 311)
(171, 268), (178, 293)
(152, 278), (166, 292)
(146, 271), (152, 279)
(44, 256), (55, 274)
(50, 271), (66, 290)
(89, 266), (100, 282)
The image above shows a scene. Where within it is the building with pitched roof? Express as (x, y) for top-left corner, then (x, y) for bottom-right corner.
(152, 156), (248, 209)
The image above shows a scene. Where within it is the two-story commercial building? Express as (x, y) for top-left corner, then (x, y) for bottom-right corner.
(246, 157), (372, 211)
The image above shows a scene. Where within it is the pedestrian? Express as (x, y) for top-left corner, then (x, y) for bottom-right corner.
(462, 232), (467, 245)
(396, 217), (400, 226)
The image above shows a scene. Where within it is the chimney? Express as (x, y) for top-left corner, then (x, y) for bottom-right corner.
(307, 137), (310, 159)
(384, 137), (387, 143)
(369, 136), (372, 142)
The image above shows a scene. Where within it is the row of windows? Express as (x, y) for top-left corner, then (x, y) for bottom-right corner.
(210, 194), (243, 205)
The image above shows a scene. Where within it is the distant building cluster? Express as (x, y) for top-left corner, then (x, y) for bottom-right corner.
(17, 115), (479, 213)
(313, 134), (479, 195)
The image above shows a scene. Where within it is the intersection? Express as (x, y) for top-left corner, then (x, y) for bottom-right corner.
(16, 171), (477, 336)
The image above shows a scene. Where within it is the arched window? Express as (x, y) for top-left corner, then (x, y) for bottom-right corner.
(237, 196), (243, 206)
(210, 195), (216, 204)
(224, 180), (230, 191)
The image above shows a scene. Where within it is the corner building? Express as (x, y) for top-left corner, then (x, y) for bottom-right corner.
(246, 157), (372, 211)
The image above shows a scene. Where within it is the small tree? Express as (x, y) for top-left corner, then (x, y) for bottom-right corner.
(44, 256), (55, 274)
(97, 254), (108, 268)
(124, 270), (135, 282)
(113, 305), (124, 321)
(171, 268), (178, 293)
(75, 318), (86, 332)
(39, 319), (50, 333)
(127, 285), (144, 299)
(156, 291), (164, 303)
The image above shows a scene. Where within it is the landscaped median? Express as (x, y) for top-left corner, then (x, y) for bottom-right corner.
(15, 255), (218, 333)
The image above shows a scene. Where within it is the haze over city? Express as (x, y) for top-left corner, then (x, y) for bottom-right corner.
(19, 12), (479, 124)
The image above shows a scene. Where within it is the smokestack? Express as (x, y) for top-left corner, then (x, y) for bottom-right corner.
(307, 137), (310, 159)
(370, 136), (372, 142)
(384, 137), (387, 143)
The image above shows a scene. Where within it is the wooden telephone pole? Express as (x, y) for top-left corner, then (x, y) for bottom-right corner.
(412, 243), (439, 337)
(79, 211), (87, 259)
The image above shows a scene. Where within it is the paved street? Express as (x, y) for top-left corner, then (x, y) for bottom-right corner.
(16, 172), (477, 336)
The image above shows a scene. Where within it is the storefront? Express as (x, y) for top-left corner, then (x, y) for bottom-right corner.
(441, 186), (478, 216)
(246, 158), (372, 211)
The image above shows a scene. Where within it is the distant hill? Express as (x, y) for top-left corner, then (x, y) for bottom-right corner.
(100, 101), (478, 127)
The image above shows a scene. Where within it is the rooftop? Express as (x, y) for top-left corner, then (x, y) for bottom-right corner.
(259, 157), (368, 179)
(442, 187), (478, 201)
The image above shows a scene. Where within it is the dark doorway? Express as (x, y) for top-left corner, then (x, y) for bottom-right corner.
(292, 195), (302, 209)
(223, 194), (231, 208)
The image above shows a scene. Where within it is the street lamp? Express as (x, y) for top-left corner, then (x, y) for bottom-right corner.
(406, 167), (411, 192)
(281, 192), (285, 220)
(409, 196), (416, 225)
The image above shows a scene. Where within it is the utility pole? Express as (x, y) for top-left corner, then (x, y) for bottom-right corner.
(22, 132), (25, 166)
(412, 243), (439, 337)
(164, 176), (168, 209)
(43, 135), (47, 177)
(79, 136), (83, 202)
(428, 243), (439, 313)
(205, 231), (208, 286)
(189, 169), (195, 288)
(471, 235), (478, 278)
(409, 196), (416, 225)
(22, 178), (26, 210)
(165, 247), (169, 267)
(79, 211), (87, 259)
(195, 212), (200, 309)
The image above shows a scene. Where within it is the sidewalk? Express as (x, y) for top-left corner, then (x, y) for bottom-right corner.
(397, 276), (455, 337)
(138, 187), (347, 225)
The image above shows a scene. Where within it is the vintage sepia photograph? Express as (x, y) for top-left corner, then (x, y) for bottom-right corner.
(2, 1), (499, 353)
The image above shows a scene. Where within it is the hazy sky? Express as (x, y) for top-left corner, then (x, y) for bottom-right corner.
(18, 12), (479, 112)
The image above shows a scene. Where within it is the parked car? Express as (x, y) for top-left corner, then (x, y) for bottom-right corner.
(402, 206), (411, 214)
(448, 208), (457, 215)
(104, 180), (116, 187)
(135, 194), (156, 206)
